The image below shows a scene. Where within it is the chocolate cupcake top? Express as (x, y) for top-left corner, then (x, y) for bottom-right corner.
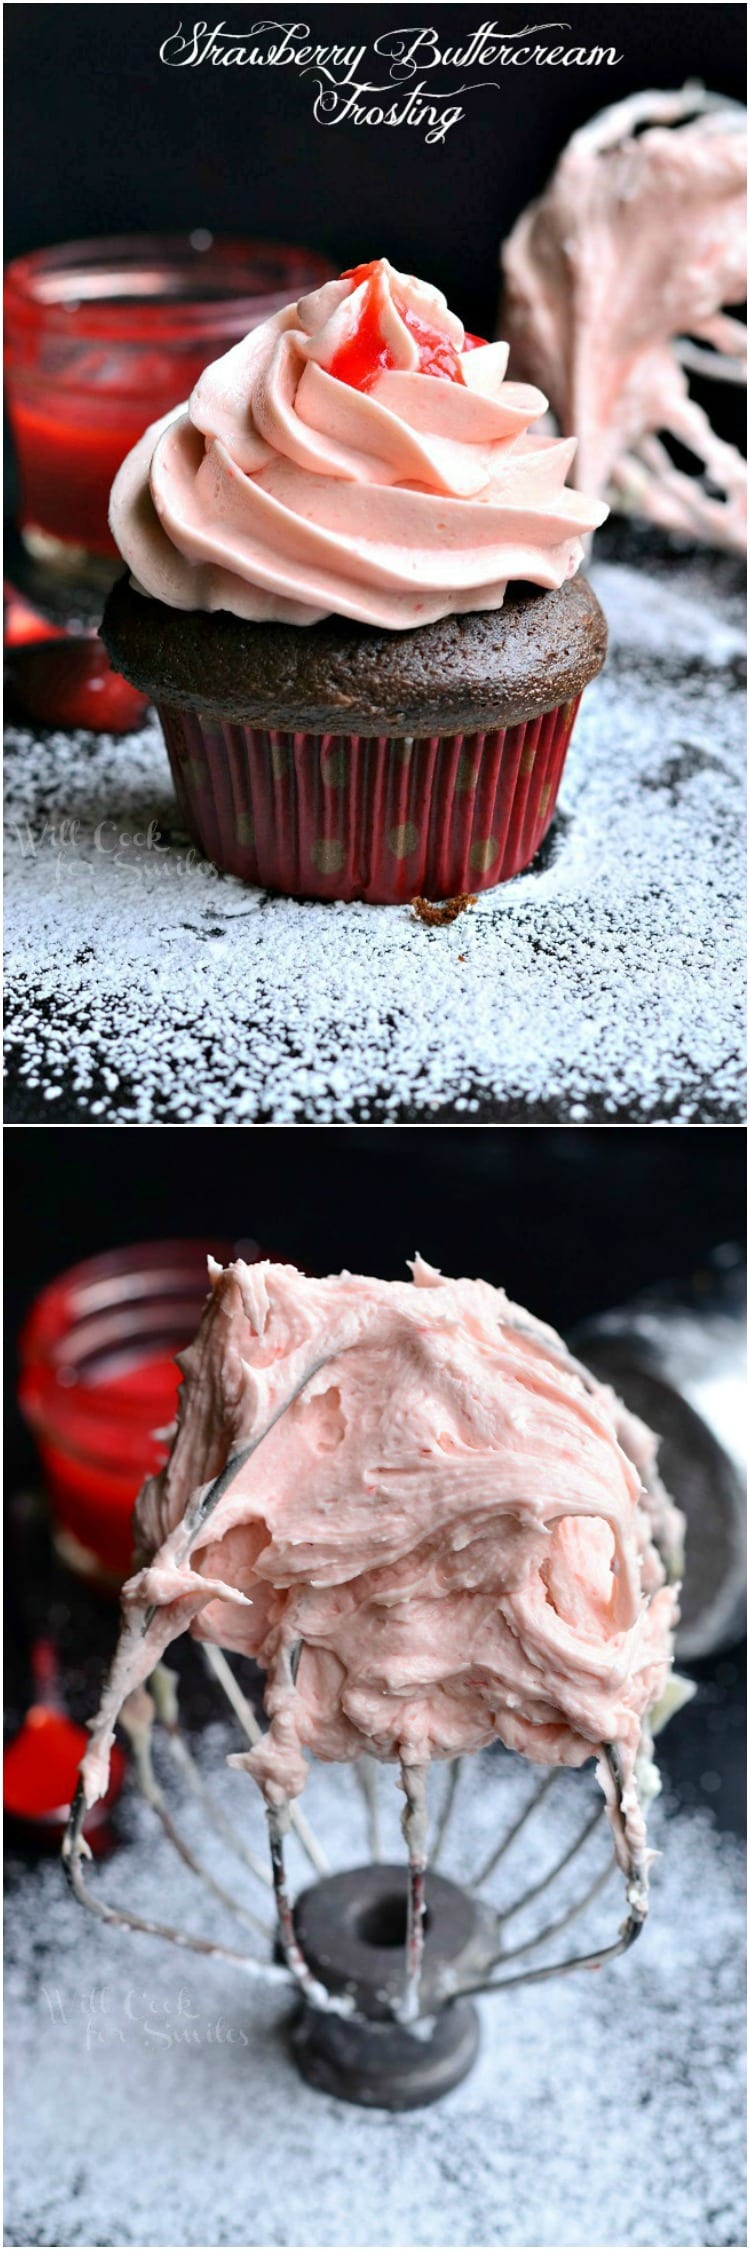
(102, 572), (607, 732)
(108, 257), (608, 632)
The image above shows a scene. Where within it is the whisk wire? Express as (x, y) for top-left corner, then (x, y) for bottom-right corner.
(354, 1755), (383, 1860)
(62, 1780), (293, 1987)
(448, 1910), (642, 2002)
(494, 1802), (607, 1928)
(266, 1801), (354, 2018)
(120, 1689), (273, 1941)
(151, 1671), (273, 1888)
(490, 1851), (618, 1969)
(64, 1627), (652, 2051)
(202, 1642), (330, 1875)
(469, 1769), (557, 1888)
(429, 1759), (464, 1868)
(399, 1762), (429, 2023)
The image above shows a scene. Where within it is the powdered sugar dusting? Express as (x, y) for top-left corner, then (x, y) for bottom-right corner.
(4, 533), (745, 1122)
(4, 1725), (745, 2247)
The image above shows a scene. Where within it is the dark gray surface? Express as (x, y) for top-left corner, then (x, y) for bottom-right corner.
(4, 525), (745, 1124)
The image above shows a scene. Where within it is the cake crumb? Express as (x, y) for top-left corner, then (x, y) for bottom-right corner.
(411, 892), (477, 926)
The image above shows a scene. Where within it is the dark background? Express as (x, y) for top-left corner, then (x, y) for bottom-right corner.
(5, 1121), (746, 1486)
(4, 4), (746, 340)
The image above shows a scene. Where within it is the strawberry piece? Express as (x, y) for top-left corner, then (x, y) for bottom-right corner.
(9, 635), (149, 733)
(3, 580), (66, 647)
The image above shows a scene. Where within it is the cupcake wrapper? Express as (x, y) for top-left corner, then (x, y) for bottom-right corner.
(157, 696), (582, 904)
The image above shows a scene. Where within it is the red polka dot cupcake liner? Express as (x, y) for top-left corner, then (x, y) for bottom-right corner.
(156, 695), (582, 904)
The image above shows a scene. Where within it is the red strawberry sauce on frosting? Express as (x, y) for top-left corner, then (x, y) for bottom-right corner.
(335, 260), (485, 389)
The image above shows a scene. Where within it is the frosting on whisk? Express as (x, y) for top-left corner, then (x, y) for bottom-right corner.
(81, 1257), (682, 1895)
(501, 87), (746, 550)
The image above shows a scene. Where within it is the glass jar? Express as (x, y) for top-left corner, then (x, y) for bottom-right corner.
(17, 1237), (250, 1584)
(4, 233), (334, 578)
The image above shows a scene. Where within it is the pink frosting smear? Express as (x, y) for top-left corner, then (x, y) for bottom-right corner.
(108, 256), (608, 628)
(81, 1259), (683, 1913)
(501, 87), (747, 552)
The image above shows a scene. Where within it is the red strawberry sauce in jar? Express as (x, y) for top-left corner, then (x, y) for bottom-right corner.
(17, 1239), (258, 1584)
(4, 235), (334, 573)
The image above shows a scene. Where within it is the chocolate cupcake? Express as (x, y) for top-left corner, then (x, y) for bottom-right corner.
(102, 258), (608, 904)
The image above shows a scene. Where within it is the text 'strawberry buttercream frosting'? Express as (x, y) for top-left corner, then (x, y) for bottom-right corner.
(109, 258), (608, 628)
(81, 1258), (682, 1899)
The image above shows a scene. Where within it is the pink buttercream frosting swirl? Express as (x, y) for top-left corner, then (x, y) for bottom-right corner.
(109, 257), (608, 629)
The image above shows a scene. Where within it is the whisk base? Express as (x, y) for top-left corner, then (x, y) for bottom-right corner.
(288, 1862), (494, 2106)
(291, 1994), (480, 2110)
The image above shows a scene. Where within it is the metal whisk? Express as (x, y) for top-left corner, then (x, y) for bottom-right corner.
(64, 1637), (642, 2110)
(61, 1253), (746, 2108)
